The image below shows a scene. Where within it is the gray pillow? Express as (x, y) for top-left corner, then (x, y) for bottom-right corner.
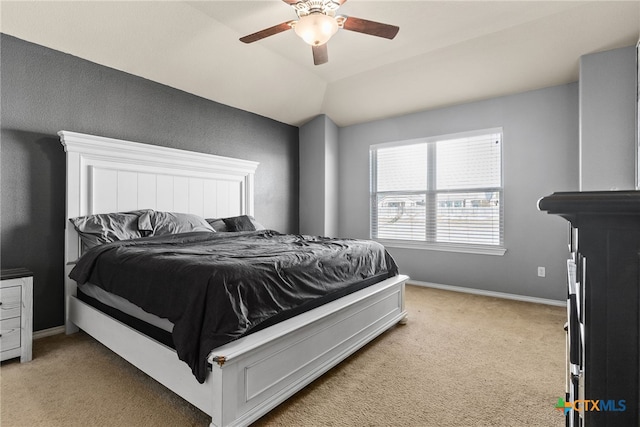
(70, 209), (152, 248)
(139, 211), (214, 236)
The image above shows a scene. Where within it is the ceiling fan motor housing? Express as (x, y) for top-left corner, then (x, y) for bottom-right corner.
(293, 0), (341, 18)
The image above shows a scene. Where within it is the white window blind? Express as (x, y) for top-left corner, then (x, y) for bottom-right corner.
(370, 129), (504, 253)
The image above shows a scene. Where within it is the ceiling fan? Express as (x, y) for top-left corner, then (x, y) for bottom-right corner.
(239, 0), (400, 65)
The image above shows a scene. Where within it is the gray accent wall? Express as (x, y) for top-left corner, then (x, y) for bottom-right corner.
(579, 46), (637, 191)
(337, 84), (580, 301)
(0, 35), (299, 331)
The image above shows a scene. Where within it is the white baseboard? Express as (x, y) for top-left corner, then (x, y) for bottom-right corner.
(409, 280), (566, 307)
(33, 325), (65, 340)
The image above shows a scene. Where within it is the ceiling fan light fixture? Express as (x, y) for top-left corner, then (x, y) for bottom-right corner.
(294, 13), (338, 46)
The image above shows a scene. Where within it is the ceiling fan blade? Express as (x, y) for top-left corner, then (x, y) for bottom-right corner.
(240, 21), (295, 43)
(312, 44), (328, 65)
(342, 16), (399, 39)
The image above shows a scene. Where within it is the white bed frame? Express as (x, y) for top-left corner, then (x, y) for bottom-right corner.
(61, 130), (408, 427)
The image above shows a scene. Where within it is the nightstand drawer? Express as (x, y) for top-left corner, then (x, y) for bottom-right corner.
(0, 270), (32, 363)
(0, 286), (21, 320)
(1, 317), (21, 352)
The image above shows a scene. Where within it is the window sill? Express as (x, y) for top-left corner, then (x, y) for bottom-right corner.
(376, 239), (507, 256)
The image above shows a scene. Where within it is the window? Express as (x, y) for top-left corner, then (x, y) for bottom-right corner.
(370, 129), (504, 255)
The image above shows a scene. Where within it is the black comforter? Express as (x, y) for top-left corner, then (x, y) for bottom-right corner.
(70, 230), (398, 383)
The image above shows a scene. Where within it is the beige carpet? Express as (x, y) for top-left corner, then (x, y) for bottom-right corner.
(1, 285), (566, 426)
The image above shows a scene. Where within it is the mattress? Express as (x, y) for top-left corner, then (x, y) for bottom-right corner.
(78, 282), (173, 332)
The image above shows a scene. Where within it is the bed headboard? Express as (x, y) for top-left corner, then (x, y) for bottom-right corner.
(61, 130), (259, 332)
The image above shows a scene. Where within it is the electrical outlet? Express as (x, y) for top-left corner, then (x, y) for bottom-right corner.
(537, 266), (546, 278)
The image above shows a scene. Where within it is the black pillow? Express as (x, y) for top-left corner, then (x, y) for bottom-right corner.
(222, 215), (256, 232)
(205, 218), (228, 232)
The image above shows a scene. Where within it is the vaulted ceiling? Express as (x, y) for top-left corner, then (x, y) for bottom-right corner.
(2, 1), (639, 127)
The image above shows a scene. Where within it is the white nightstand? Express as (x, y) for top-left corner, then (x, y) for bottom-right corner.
(1, 269), (33, 362)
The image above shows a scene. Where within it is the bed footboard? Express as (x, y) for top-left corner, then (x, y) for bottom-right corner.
(206, 274), (408, 427)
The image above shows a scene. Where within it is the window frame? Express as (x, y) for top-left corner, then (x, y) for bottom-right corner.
(369, 128), (506, 256)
